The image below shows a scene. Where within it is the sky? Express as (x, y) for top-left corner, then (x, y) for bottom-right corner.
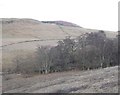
(0, 0), (119, 31)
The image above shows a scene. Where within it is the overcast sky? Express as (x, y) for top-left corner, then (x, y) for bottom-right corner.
(0, 0), (119, 31)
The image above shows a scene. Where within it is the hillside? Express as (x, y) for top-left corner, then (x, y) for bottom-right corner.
(1, 18), (118, 93)
(1, 18), (118, 73)
(2, 18), (117, 47)
(3, 66), (118, 93)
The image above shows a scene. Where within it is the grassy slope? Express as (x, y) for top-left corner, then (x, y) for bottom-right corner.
(3, 66), (118, 93)
(2, 18), (117, 46)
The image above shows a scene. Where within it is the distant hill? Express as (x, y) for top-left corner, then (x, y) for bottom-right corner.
(2, 18), (117, 46)
(41, 21), (81, 27)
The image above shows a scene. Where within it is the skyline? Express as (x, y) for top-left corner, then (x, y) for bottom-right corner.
(0, 0), (119, 31)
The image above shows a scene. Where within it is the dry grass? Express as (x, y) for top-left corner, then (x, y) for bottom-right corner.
(2, 66), (118, 93)
(2, 18), (117, 45)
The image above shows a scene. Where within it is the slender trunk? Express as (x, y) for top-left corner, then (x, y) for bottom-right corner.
(100, 62), (103, 68)
(45, 69), (48, 74)
(45, 60), (48, 74)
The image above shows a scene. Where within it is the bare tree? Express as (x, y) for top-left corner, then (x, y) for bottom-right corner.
(36, 46), (51, 74)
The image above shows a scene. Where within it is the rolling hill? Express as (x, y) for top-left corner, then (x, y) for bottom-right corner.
(1, 18), (118, 93)
(1, 18), (118, 74)
(2, 18), (117, 47)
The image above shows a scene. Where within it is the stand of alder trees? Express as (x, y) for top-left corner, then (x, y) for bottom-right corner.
(11, 31), (118, 75)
